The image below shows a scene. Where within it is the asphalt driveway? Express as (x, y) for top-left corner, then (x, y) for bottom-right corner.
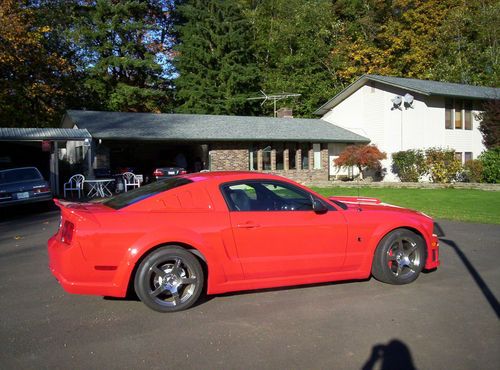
(0, 207), (499, 369)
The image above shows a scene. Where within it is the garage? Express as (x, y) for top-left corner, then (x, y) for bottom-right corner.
(0, 127), (92, 194)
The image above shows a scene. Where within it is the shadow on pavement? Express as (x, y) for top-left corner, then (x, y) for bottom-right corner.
(440, 237), (500, 319)
(0, 202), (57, 223)
(362, 339), (415, 370)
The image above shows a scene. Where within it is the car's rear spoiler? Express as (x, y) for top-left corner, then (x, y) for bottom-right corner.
(53, 198), (103, 225)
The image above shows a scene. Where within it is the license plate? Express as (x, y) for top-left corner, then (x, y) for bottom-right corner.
(16, 192), (29, 199)
(168, 171), (175, 175)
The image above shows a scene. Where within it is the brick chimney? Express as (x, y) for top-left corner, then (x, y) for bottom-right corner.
(277, 107), (293, 118)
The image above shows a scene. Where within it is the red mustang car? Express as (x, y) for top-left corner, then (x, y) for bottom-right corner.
(48, 172), (439, 312)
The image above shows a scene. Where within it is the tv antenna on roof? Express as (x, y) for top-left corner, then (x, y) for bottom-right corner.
(247, 90), (301, 117)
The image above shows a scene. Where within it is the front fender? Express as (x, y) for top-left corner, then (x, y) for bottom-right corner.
(360, 218), (434, 274)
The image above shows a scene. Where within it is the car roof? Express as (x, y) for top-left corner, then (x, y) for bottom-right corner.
(182, 171), (288, 184)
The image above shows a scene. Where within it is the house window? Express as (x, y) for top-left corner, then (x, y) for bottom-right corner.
(446, 99), (473, 130)
(454, 100), (463, 129)
(313, 143), (321, 169)
(288, 143), (297, 170)
(262, 145), (272, 170)
(445, 99), (453, 129)
(464, 101), (473, 130)
(249, 143), (284, 171)
(300, 143), (311, 169)
(464, 152), (473, 162)
(455, 152), (462, 163)
(249, 145), (258, 170)
(275, 143), (284, 170)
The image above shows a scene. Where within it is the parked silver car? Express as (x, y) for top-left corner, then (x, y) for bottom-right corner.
(0, 167), (52, 207)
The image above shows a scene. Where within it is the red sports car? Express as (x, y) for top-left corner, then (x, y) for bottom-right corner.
(48, 172), (440, 312)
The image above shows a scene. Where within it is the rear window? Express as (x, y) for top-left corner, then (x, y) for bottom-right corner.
(103, 177), (192, 210)
(0, 168), (42, 184)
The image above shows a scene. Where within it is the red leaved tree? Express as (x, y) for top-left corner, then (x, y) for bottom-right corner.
(334, 144), (386, 180)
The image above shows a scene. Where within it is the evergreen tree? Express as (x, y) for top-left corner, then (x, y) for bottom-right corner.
(248, 0), (340, 117)
(173, 0), (259, 115)
(74, 0), (174, 112)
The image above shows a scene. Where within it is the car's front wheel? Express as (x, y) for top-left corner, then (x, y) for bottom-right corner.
(134, 246), (204, 312)
(372, 229), (426, 285)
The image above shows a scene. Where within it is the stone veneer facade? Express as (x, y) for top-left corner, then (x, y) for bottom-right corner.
(208, 142), (330, 184)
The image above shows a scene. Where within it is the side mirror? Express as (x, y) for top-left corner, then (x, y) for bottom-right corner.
(312, 199), (328, 214)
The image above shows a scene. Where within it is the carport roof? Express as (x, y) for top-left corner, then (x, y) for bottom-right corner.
(63, 110), (369, 143)
(0, 127), (92, 141)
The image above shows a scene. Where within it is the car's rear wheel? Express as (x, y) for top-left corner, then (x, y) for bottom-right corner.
(134, 246), (204, 312)
(372, 229), (426, 285)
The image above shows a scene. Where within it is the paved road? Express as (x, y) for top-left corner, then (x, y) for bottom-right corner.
(0, 207), (499, 370)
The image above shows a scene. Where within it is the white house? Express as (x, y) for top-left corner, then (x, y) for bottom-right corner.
(315, 75), (500, 181)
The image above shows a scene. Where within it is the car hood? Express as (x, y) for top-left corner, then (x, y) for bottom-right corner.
(328, 196), (429, 218)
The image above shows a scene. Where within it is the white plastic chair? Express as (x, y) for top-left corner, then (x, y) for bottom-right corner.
(122, 172), (140, 192)
(63, 174), (85, 198)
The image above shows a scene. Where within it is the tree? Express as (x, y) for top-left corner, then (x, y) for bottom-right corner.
(433, 0), (500, 86)
(173, 0), (259, 115)
(477, 100), (500, 149)
(334, 144), (386, 180)
(248, 0), (341, 117)
(0, 0), (75, 127)
(73, 0), (174, 112)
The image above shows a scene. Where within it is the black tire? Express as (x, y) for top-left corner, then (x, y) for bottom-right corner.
(372, 229), (426, 285)
(134, 246), (204, 312)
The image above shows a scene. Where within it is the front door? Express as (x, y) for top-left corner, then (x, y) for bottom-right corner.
(222, 180), (348, 280)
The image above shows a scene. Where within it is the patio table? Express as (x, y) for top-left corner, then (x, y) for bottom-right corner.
(84, 178), (115, 198)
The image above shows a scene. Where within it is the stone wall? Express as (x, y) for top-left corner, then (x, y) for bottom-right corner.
(209, 142), (249, 171)
(310, 180), (500, 191)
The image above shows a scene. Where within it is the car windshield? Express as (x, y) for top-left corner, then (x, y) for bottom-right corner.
(103, 177), (193, 210)
(0, 168), (42, 184)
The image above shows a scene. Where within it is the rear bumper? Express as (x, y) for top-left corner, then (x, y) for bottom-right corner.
(425, 234), (440, 270)
(0, 193), (52, 207)
(48, 236), (126, 297)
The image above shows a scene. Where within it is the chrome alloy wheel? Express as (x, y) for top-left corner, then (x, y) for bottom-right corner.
(147, 257), (198, 308)
(386, 237), (422, 279)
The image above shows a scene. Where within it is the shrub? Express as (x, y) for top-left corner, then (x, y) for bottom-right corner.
(425, 147), (462, 183)
(477, 100), (500, 149)
(462, 159), (484, 183)
(479, 147), (500, 183)
(391, 149), (427, 182)
(334, 144), (386, 180)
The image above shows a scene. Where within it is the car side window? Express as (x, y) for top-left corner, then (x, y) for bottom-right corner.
(222, 181), (314, 212)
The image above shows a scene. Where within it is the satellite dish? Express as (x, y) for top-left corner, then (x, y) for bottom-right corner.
(404, 93), (414, 109)
(391, 95), (402, 110)
(404, 93), (414, 104)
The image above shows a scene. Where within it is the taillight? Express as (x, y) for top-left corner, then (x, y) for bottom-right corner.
(61, 221), (74, 245)
(180, 170), (187, 175)
(153, 169), (164, 177)
(34, 186), (51, 193)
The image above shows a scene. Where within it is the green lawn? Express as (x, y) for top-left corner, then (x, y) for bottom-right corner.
(311, 187), (500, 224)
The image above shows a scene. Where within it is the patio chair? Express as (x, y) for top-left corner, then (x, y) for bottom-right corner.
(63, 174), (85, 198)
(122, 172), (140, 192)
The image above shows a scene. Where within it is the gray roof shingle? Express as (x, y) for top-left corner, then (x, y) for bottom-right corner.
(0, 127), (92, 141)
(314, 74), (500, 115)
(64, 110), (369, 143)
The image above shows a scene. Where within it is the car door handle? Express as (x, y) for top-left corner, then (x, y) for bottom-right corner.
(236, 223), (260, 228)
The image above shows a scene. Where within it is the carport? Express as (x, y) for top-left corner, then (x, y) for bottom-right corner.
(0, 127), (92, 195)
